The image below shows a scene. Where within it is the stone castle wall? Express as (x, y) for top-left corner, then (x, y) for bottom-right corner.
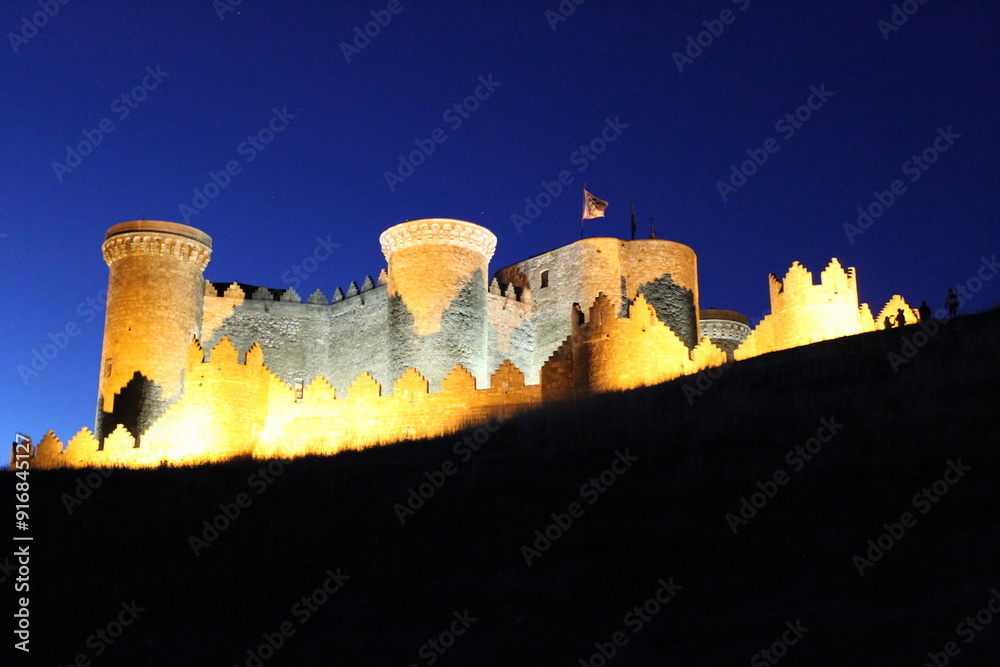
(20, 219), (920, 470)
(494, 237), (700, 383)
(734, 259), (918, 361)
(34, 338), (542, 467)
(202, 280), (393, 397)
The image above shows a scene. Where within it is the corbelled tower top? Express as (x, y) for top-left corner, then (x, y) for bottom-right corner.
(379, 219), (496, 336)
(379, 218), (496, 262)
(103, 220), (212, 270)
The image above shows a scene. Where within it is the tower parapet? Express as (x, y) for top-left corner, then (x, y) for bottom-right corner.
(380, 219), (496, 335)
(699, 309), (750, 361)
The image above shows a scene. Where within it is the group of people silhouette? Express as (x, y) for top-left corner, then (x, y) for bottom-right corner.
(884, 289), (961, 329)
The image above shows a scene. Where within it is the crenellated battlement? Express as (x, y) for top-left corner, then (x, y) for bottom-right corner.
(102, 220), (212, 270)
(769, 259), (857, 311)
(206, 273), (387, 306)
(488, 277), (532, 304)
(36, 337), (544, 467)
(379, 219), (497, 262)
(737, 259), (915, 360)
(557, 291), (727, 394)
(33, 218), (919, 470)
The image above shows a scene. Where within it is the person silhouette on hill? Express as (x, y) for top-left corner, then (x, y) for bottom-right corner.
(895, 308), (907, 327)
(946, 288), (960, 317)
(883, 315), (893, 329)
(919, 300), (933, 322)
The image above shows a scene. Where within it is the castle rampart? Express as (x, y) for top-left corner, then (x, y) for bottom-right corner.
(734, 259), (916, 360)
(17, 218), (919, 469)
(494, 237), (700, 383)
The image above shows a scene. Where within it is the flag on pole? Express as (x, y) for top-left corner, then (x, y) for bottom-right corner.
(630, 200), (637, 240)
(582, 189), (608, 220)
(650, 217), (657, 239)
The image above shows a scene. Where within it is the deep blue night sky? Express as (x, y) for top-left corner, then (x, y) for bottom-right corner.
(3, 1), (998, 446)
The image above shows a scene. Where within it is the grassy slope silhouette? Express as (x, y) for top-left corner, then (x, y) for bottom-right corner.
(7, 310), (1000, 666)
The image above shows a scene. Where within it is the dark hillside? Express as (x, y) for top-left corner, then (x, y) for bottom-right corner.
(5, 310), (1000, 666)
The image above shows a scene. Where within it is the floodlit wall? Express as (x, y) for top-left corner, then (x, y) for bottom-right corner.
(37, 338), (541, 468)
(562, 293), (726, 396)
(24, 220), (922, 471)
(735, 259), (917, 360)
(494, 237), (700, 382)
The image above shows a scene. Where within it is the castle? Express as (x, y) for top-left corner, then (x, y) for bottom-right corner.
(21, 218), (917, 467)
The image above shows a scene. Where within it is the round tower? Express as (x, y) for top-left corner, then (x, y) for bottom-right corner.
(698, 309), (750, 361)
(96, 221), (212, 439)
(379, 219), (496, 390)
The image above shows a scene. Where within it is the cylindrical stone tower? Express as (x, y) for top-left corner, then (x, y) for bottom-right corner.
(380, 219), (496, 390)
(620, 238), (700, 347)
(96, 221), (212, 439)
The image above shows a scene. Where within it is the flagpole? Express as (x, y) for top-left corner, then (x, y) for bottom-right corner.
(581, 183), (586, 240)
(630, 200), (636, 241)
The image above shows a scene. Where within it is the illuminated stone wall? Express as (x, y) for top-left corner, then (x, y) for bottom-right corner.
(486, 283), (534, 380)
(564, 293), (726, 395)
(37, 339), (542, 467)
(735, 259), (917, 360)
(20, 219), (923, 470)
(201, 279), (392, 397)
(494, 237), (700, 382)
